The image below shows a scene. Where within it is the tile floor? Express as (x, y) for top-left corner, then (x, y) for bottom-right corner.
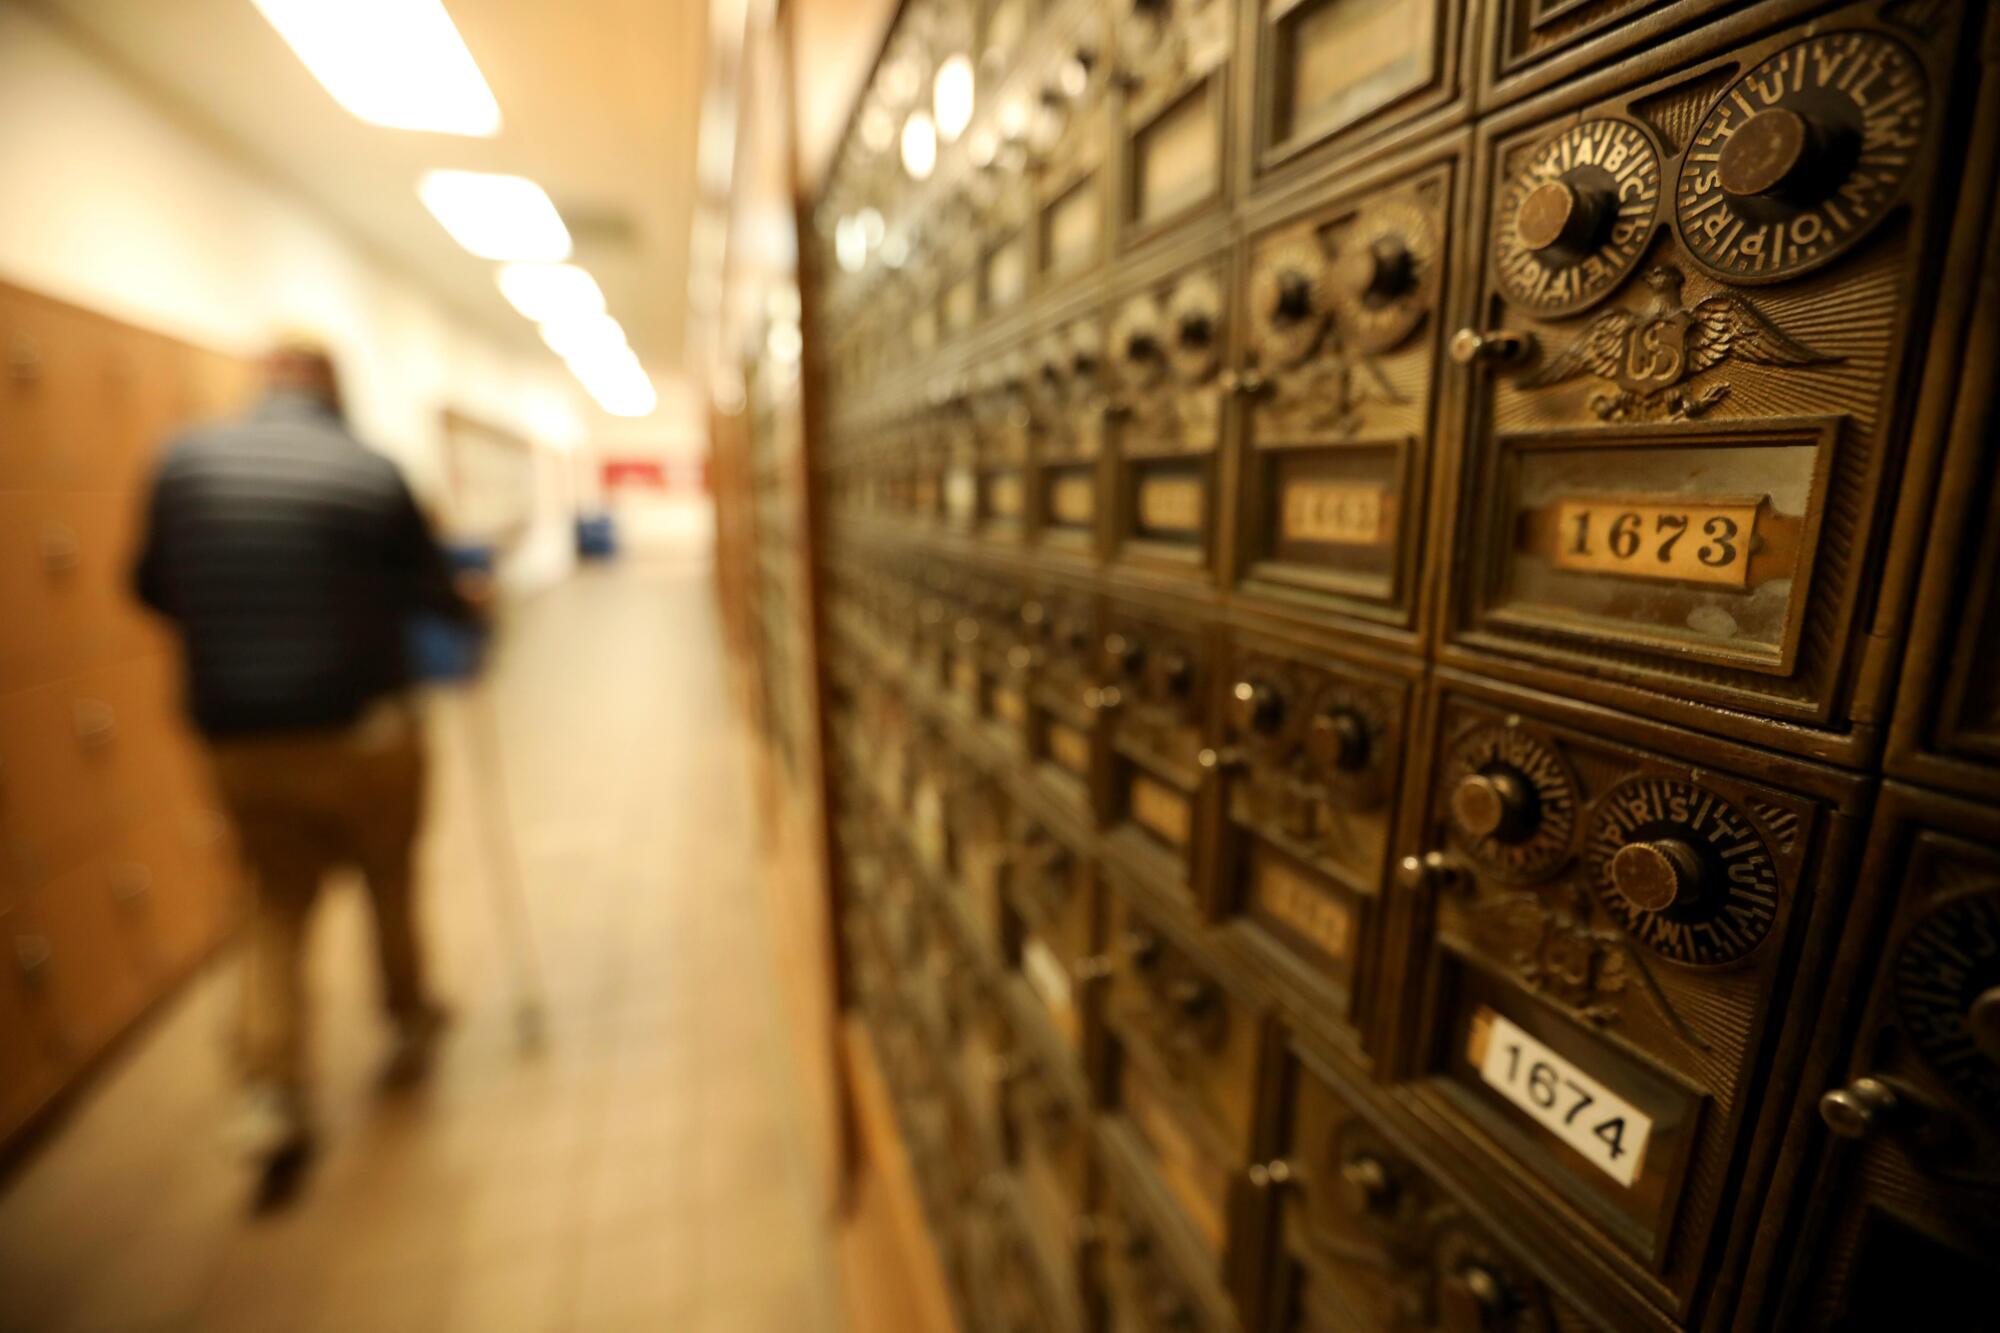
(0, 559), (841, 1333)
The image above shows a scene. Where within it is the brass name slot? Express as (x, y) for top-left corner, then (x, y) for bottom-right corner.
(1133, 82), (1217, 224)
(1136, 475), (1205, 535)
(952, 658), (981, 703)
(1279, 479), (1391, 545)
(1253, 856), (1353, 962)
(1130, 774), (1192, 847)
(1044, 179), (1101, 276)
(1125, 1070), (1228, 1250)
(987, 472), (1024, 517)
(1537, 495), (1777, 589)
(1048, 722), (1092, 775)
(1276, 0), (1436, 145)
(992, 686), (1027, 725)
(1049, 473), (1095, 525)
(946, 279), (977, 330)
(944, 469), (978, 521)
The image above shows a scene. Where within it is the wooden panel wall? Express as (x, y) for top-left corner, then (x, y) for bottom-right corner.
(0, 280), (251, 1159)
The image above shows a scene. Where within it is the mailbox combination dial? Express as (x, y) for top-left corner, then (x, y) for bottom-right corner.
(1443, 724), (1577, 883)
(1585, 776), (1781, 966)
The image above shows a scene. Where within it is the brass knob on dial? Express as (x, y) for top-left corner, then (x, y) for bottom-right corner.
(1169, 977), (1216, 1021)
(1104, 632), (1144, 678)
(1307, 709), (1368, 771)
(1609, 838), (1705, 913)
(1717, 107), (1828, 201)
(1441, 1264), (1510, 1332)
(1177, 309), (1215, 348)
(1449, 328), (1535, 366)
(1271, 269), (1316, 323)
(1969, 987), (2000, 1065)
(1124, 327), (1163, 363)
(1336, 235), (1413, 304)
(1228, 680), (1283, 736)
(1819, 1076), (1903, 1140)
(1154, 649), (1194, 697)
(1452, 771), (1533, 841)
(1514, 179), (1610, 253)
(1338, 1153), (1396, 1216)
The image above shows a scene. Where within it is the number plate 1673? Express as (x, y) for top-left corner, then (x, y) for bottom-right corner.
(1469, 1007), (1652, 1187)
(1550, 496), (1759, 589)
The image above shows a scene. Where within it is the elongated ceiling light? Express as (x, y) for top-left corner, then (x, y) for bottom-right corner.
(496, 263), (605, 322)
(901, 110), (938, 180)
(250, 0), (501, 136)
(934, 55), (975, 142)
(538, 313), (627, 361)
(419, 170), (571, 260)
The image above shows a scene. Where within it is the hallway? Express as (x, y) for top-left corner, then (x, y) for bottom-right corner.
(0, 562), (838, 1333)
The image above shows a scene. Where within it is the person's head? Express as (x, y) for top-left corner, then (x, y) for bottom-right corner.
(262, 335), (343, 414)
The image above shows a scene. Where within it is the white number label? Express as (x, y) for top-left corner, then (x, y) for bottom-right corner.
(1471, 1008), (1652, 1187)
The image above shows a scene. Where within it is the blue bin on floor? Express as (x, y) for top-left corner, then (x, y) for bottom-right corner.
(407, 541), (495, 683)
(575, 513), (616, 560)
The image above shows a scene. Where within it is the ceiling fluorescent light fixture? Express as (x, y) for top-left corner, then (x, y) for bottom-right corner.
(250, 0), (501, 136)
(496, 263), (605, 322)
(901, 111), (938, 180)
(934, 55), (975, 142)
(420, 171), (571, 260)
(539, 313), (627, 360)
(570, 351), (657, 417)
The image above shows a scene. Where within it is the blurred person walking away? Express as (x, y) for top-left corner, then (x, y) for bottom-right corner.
(132, 338), (482, 1197)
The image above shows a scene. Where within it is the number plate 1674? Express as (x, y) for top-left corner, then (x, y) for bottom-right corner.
(1469, 1007), (1652, 1187)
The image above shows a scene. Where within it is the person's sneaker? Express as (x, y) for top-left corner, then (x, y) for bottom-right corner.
(381, 1000), (452, 1088)
(224, 1082), (312, 1164)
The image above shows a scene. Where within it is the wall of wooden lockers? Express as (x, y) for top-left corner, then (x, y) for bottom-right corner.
(0, 280), (248, 1158)
(785, 0), (2000, 1328)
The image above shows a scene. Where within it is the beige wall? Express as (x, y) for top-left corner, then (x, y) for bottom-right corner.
(0, 3), (586, 587)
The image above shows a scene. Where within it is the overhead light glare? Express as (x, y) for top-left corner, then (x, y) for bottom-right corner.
(539, 313), (628, 361)
(573, 355), (657, 417)
(250, 0), (501, 136)
(496, 263), (605, 322)
(835, 216), (867, 273)
(901, 111), (938, 180)
(860, 104), (897, 153)
(420, 171), (571, 260)
(934, 55), (975, 142)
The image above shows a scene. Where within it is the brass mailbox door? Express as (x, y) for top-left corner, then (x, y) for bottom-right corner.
(1441, 1), (1972, 763)
(1264, 1043), (1610, 1333)
(1027, 581), (1106, 821)
(1246, 0), (1470, 188)
(1737, 783), (2000, 1331)
(1389, 672), (1867, 1325)
(1032, 11), (1114, 286)
(1115, 0), (1233, 247)
(1108, 253), (1231, 580)
(1211, 628), (1415, 1060)
(1234, 141), (1461, 645)
(1031, 316), (1111, 562)
(976, 350), (1033, 543)
(1102, 599), (1222, 903)
(1105, 881), (1268, 1268)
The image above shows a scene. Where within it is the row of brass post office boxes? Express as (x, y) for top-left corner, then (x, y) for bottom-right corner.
(806, 0), (2000, 1328)
(823, 573), (2000, 1329)
(814, 0), (1921, 396)
(815, 0), (1996, 772)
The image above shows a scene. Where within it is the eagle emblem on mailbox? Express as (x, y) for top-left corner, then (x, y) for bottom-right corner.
(1524, 265), (1837, 422)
